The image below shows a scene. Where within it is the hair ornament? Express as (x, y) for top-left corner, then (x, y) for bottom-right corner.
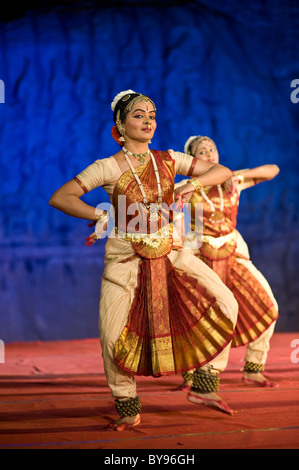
(184, 136), (202, 154)
(111, 89), (136, 111)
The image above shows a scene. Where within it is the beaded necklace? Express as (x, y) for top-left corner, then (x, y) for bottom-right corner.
(123, 151), (162, 222)
(200, 184), (225, 223)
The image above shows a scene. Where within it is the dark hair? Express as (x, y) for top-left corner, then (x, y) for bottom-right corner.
(113, 93), (141, 123)
(113, 93), (156, 124)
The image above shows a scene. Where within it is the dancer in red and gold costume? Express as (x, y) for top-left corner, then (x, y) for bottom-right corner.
(49, 91), (239, 430)
(175, 135), (279, 391)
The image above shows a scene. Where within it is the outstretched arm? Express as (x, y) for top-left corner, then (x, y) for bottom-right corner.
(224, 164), (280, 193)
(237, 164), (280, 181)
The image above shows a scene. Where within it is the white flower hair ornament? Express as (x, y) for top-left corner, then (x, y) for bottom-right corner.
(184, 136), (202, 155)
(111, 89), (136, 111)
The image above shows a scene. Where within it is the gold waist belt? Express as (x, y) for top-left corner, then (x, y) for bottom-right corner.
(114, 223), (173, 249)
(200, 230), (236, 249)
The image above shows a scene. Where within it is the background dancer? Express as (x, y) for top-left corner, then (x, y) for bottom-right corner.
(175, 135), (279, 391)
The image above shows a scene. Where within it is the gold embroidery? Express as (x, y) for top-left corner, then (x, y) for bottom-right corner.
(112, 151), (175, 259)
(114, 223), (173, 247)
(190, 185), (237, 237)
(229, 258), (278, 347)
(114, 256), (235, 377)
(114, 302), (234, 376)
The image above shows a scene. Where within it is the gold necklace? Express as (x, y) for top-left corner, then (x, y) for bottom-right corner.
(123, 146), (149, 164)
(200, 185), (225, 223)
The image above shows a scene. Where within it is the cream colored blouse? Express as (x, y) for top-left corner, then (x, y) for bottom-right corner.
(75, 150), (193, 201)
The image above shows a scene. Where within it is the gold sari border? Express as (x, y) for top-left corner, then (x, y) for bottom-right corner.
(232, 307), (278, 347)
(114, 301), (235, 377)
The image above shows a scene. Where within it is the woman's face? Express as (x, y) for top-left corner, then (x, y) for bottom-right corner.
(123, 99), (157, 143)
(192, 138), (219, 163)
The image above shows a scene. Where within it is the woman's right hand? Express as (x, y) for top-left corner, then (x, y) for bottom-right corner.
(85, 214), (109, 246)
(175, 181), (196, 207)
(223, 175), (239, 194)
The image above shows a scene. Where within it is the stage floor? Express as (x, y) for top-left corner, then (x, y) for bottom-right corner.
(0, 333), (299, 450)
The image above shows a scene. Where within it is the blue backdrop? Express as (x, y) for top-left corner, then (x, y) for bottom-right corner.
(0, 0), (298, 342)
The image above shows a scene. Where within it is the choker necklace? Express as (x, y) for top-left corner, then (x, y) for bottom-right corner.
(123, 146), (149, 165)
(200, 185), (225, 224)
(123, 151), (162, 222)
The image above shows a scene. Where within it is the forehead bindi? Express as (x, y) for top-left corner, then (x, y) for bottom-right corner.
(131, 101), (155, 114)
(199, 140), (215, 149)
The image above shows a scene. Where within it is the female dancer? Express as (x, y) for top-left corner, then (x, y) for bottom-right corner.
(49, 92), (239, 430)
(175, 135), (279, 391)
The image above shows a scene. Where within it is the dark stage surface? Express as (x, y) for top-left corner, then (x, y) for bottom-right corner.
(0, 332), (298, 450)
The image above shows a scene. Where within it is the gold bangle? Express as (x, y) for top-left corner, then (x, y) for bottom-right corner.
(94, 210), (108, 222)
(235, 173), (244, 184)
(232, 172), (245, 184)
(190, 178), (203, 191)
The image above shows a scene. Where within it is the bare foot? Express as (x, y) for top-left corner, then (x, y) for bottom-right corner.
(242, 372), (274, 387)
(187, 390), (233, 415)
(172, 379), (192, 391)
(105, 414), (141, 431)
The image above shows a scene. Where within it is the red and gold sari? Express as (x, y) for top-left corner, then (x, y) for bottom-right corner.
(110, 151), (236, 377)
(187, 184), (278, 348)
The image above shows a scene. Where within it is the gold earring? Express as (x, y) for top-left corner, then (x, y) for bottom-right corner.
(116, 110), (126, 140)
(116, 121), (126, 142)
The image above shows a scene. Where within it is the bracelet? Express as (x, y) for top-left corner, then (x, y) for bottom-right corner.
(94, 211), (109, 240)
(190, 178), (203, 191)
(233, 172), (245, 184)
(94, 210), (108, 222)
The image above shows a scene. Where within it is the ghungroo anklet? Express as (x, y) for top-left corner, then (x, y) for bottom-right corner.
(182, 371), (194, 382)
(244, 361), (264, 373)
(191, 369), (220, 393)
(114, 396), (141, 417)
